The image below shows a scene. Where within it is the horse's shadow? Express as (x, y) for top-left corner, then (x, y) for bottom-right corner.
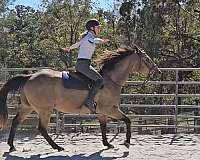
(3, 148), (129, 160)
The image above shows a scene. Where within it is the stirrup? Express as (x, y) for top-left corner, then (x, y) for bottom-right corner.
(85, 101), (97, 114)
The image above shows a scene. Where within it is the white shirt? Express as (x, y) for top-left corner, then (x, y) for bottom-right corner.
(69, 31), (104, 59)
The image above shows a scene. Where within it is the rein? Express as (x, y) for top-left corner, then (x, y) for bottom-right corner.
(104, 72), (122, 88)
(105, 71), (150, 89)
(129, 75), (150, 89)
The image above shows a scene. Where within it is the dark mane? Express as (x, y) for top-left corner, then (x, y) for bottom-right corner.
(97, 46), (143, 75)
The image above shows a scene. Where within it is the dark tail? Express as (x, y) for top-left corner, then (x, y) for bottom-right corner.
(0, 75), (31, 129)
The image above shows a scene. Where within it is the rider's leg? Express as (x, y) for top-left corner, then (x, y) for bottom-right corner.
(85, 77), (103, 111)
(75, 59), (103, 113)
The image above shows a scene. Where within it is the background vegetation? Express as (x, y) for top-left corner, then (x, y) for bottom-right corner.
(0, 0), (199, 69)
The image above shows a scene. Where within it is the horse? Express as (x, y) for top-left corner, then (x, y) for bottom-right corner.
(0, 46), (161, 152)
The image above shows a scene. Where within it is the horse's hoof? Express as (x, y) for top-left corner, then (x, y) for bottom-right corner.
(103, 142), (114, 149)
(57, 146), (64, 152)
(124, 141), (130, 148)
(9, 146), (16, 152)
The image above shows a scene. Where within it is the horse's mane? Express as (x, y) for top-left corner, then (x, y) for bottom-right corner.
(96, 45), (144, 75)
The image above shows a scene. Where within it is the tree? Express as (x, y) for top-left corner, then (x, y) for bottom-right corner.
(0, 0), (15, 13)
(117, 0), (140, 45)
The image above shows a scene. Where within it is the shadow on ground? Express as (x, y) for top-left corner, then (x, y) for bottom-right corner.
(3, 148), (129, 160)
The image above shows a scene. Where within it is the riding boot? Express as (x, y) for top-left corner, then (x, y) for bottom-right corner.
(85, 79), (103, 113)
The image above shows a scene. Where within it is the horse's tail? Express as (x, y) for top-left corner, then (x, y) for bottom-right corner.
(0, 75), (31, 129)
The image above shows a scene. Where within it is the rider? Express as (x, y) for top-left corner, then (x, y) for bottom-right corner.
(62, 19), (109, 113)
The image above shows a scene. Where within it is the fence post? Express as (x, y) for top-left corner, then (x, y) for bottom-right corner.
(56, 111), (59, 134)
(174, 69), (179, 133)
(194, 100), (200, 133)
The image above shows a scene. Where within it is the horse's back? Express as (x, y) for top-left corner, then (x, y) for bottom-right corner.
(23, 69), (62, 107)
(23, 69), (88, 111)
(31, 69), (61, 79)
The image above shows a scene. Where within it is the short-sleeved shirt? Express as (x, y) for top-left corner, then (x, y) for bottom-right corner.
(69, 31), (104, 60)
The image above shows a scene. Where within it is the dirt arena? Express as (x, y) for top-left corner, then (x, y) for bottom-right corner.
(1, 133), (200, 160)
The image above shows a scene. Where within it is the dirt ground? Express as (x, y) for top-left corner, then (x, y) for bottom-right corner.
(1, 132), (200, 160)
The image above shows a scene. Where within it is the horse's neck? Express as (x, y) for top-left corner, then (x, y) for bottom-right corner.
(106, 56), (133, 86)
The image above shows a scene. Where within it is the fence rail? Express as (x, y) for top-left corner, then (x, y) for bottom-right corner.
(1, 67), (200, 134)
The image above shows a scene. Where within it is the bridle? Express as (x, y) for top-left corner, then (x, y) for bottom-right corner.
(137, 52), (158, 78)
(131, 52), (158, 87)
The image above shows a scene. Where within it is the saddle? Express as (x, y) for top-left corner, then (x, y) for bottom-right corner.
(62, 71), (93, 90)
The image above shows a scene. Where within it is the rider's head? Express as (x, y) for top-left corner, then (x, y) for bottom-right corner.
(86, 19), (102, 35)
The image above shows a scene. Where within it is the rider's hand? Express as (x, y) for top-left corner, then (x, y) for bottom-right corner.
(62, 48), (70, 53)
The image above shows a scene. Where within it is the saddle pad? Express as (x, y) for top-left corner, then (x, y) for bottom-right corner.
(62, 71), (89, 90)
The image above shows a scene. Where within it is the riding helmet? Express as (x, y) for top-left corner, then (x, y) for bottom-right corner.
(86, 19), (101, 30)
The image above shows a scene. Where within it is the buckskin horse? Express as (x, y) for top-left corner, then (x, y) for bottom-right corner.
(0, 46), (160, 152)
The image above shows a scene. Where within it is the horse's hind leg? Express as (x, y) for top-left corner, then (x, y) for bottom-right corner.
(38, 111), (64, 151)
(97, 114), (114, 148)
(109, 105), (131, 148)
(8, 107), (33, 152)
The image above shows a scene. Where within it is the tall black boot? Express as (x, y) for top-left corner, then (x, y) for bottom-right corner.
(85, 79), (103, 113)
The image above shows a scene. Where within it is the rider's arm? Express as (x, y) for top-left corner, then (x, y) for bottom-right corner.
(62, 41), (81, 53)
(69, 41), (81, 50)
(88, 38), (109, 44)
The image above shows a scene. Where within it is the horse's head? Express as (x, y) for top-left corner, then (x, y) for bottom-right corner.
(131, 46), (161, 77)
(97, 46), (161, 86)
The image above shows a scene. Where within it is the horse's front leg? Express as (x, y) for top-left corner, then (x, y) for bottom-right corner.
(97, 114), (114, 148)
(121, 115), (131, 148)
(110, 105), (131, 148)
